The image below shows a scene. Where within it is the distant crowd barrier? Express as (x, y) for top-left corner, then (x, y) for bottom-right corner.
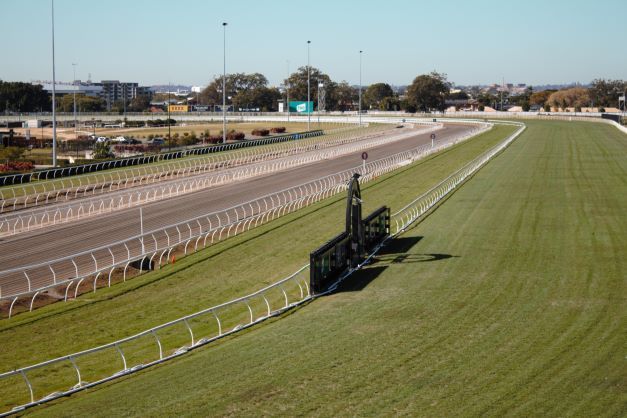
(0, 125), (375, 210)
(0, 124), (432, 234)
(0, 130), (326, 187)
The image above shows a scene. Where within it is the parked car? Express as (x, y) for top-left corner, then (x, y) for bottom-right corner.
(96, 136), (109, 143)
(147, 137), (165, 146)
(120, 138), (141, 145)
(111, 136), (128, 143)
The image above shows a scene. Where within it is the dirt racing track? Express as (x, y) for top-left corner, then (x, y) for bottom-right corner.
(0, 121), (485, 315)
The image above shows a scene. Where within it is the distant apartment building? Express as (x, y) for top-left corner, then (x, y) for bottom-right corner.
(99, 81), (152, 110)
(35, 79), (152, 110)
(35, 81), (103, 97)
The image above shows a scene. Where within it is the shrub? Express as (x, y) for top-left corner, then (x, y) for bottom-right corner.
(0, 161), (34, 172)
(182, 135), (197, 146)
(113, 144), (146, 153)
(251, 128), (270, 136)
(270, 127), (286, 133)
(207, 135), (223, 144)
(226, 130), (246, 141)
(0, 146), (26, 161)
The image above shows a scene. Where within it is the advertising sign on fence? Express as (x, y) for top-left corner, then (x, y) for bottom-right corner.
(289, 101), (314, 114)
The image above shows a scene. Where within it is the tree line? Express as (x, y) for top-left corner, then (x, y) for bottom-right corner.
(3, 75), (625, 114)
(197, 69), (455, 113)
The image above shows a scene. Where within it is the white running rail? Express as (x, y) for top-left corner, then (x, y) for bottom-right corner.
(0, 124), (488, 316)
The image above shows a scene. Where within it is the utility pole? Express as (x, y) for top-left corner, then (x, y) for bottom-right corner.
(168, 83), (171, 151)
(51, 0), (57, 167)
(307, 40), (311, 131)
(500, 77), (504, 112)
(72, 63), (77, 141)
(222, 22), (228, 143)
(359, 50), (363, 127)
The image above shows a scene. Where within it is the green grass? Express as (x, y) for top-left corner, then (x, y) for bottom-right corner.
(15, 120), (626, 416)
(0, 124), (517, 412)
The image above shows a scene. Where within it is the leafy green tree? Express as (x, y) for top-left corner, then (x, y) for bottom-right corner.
(58, 94), (106, 112)
(234, 86), (281, 111)
(406, 72), (450, 112)
(363, 83), (394, 110)
(447, 91), (469, 100)
(93, 142), (113, 159)
(334, 81), (358, 111)
(529, 90), (555, 108)
(547, 87), (590, 110)
(0, 146), (25, 161)
(0, 81), (49, 112)
(283, 67), (339, 110)
(380, 96), (401, 111)
(400, 98), (417, 113)
(200, 73), (269, 108)
(588, 79), (626, 107)
(128, 95), (151, 112)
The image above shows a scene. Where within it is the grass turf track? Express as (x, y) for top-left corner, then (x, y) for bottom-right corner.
(8, 120), (627, 416)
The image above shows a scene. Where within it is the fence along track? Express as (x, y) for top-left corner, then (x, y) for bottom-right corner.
(0, 125), (354, 189)
(0, 124), (488, 316)
(0, 125), (384, 209)
(0, 120), (523, 417)
(0, 124), (441, 237)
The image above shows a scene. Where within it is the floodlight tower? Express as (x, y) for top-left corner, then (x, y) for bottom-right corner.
(359, 50), (363, 126)
(51, 0), (57, 167)
(222, 22), (228, 143)
(72, 63), (77, 140)
(286, 60), (290, 122)
(317, 82), (325, 125)
(307, 40), (311, 131)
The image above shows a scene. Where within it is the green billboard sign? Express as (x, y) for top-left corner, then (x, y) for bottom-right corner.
(289, 101), (314, 113)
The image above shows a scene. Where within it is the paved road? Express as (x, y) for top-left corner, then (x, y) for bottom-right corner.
(0, 123), (473, 273)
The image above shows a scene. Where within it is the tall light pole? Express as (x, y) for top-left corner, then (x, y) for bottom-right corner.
(286, 60), (290, 122)
(72, 63), (77, 141)
(359, 50), (363, 127)
(167, 82), (171, 151)
(51, 0), (57, 167)
(307, 40), (311, 131)
(222, 22), (228, 143)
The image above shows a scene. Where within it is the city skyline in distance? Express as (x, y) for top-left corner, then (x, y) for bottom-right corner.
(2, 0), (626, 88)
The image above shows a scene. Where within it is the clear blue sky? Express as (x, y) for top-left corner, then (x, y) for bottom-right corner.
(2, 0), (626, 87)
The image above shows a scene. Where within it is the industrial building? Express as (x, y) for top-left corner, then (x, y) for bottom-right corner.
(34, 80), (152, 110)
